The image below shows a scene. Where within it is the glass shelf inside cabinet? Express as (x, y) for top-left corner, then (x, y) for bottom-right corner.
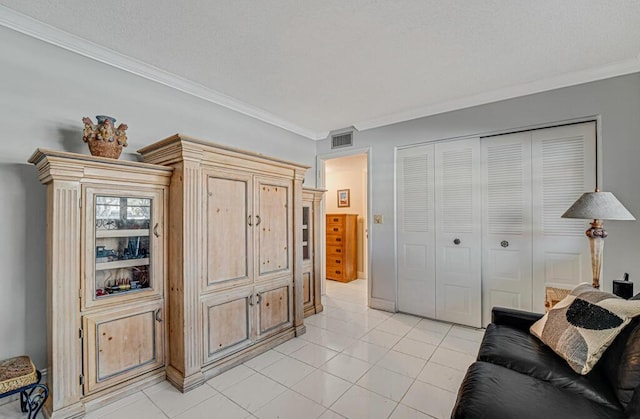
(94, 196), (152, 299)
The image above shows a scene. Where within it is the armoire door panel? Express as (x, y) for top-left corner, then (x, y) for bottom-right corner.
(205, 170), (253, 289)
(83, 300), (164, 394)
(302, 271), (312, 307)
(396, 145), (436, 318)
(481, 132), (532, 325)
(96, 311), (155, 379)
(435, 138), (482, 328)
(202, 287), (252, 365)
(255, 278), (293, 339)
(532, 122), (596, 311)
(255, 177), (292, 280)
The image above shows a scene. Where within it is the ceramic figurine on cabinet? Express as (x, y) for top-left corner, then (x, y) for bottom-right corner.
(82, 115), (128, 159)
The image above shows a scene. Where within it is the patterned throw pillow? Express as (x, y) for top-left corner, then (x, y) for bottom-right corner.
(530, 283), (640, 375)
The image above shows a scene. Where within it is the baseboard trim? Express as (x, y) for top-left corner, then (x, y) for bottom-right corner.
(369, 297), (396, 312)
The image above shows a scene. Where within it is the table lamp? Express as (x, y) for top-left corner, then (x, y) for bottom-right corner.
(562, 189), (635, 288)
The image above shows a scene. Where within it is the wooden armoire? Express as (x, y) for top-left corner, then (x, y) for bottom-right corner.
(138, 135), (308, 392)
(29, 149), (172, 418)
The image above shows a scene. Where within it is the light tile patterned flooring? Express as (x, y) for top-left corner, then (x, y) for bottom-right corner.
(1, 279), (483, 419)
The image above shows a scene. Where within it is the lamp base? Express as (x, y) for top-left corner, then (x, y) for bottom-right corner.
(586, 219), (606, 289)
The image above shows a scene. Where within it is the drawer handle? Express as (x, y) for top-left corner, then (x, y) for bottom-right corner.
(155, 309), (162, 322)
(335, 238), (342, 242)
(256, 293), (262, 304)
(153, 223), (160, 238)
(248, 295), (254, 306)
(501, 240), (509, 248)
(256, 215), (261, 226)
(248, 215), (253, 226)
(335, 270), (341, 274)
(333, 227), (339, 232)
(335, 260), (341, 264)
(336, 249), (341, 253)
(453, 238), (461, 245)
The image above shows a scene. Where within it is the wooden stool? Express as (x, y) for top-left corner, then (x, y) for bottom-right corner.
(0, 356), (48, 418)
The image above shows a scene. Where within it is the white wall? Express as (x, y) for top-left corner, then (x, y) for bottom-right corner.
(0, 26), (316, 369)
(317, 73), (640, 308)
(325, 154), (367, 217)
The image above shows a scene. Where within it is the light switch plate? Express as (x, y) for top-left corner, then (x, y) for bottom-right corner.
(374, 214), (383, 224)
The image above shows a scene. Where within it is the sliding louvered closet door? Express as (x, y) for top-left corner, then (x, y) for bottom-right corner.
(531, 123), (596, 311)
(396, 139), (481, 327)
(481, 132), (533, 325)
(397, 144), (436, 318)
(481, 123), (595, 324)
(434, 139), (482, 327)
(397, 122), (595, 328)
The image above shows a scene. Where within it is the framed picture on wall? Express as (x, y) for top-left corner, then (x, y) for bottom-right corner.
(337, 189), (350, 208)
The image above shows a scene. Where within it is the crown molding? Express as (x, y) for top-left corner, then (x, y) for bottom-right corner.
(354, 57), (640, 132)
(0, 5), (321, 140)
(2, 6), (639, 141)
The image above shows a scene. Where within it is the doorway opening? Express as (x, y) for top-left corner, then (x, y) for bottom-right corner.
(318, 150), (370, 306)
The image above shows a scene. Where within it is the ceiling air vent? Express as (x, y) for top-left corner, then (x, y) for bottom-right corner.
(331, 132), (353, 149)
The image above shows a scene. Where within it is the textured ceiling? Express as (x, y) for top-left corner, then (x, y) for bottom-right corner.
(1, 1), (640, 138)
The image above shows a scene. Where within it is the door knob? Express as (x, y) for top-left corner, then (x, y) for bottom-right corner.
(501, 240), (509, 248)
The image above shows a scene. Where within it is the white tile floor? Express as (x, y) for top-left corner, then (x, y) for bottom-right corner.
(0, 279), (484, 419)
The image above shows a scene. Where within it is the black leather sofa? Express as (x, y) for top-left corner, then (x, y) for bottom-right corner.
(451, 307), (640, 419)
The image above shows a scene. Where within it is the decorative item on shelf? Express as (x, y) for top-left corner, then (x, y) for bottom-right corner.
(82, 115), (128, 159)
(562, 188), (636, 288)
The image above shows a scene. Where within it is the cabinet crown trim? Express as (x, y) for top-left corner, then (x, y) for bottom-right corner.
(137, 134), (310, 171)
(29, 149), (174, 184)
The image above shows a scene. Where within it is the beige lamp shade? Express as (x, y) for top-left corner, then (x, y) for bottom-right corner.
(562, 191), (635, 221)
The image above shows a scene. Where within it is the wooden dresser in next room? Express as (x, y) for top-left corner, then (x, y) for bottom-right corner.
(326, 214), (357, 282)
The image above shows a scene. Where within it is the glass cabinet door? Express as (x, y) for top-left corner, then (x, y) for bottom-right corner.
(302, 205), (310, 261)
(84, 188), (163, 309)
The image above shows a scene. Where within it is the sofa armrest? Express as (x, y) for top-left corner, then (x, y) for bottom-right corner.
(491, 307), (544, 331)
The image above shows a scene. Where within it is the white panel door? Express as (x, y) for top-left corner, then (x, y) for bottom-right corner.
(435, 138), (482, 327)
(481, 132), (532, 326)
(532, 122), (596, 311)
(396, 144), (436, 317)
